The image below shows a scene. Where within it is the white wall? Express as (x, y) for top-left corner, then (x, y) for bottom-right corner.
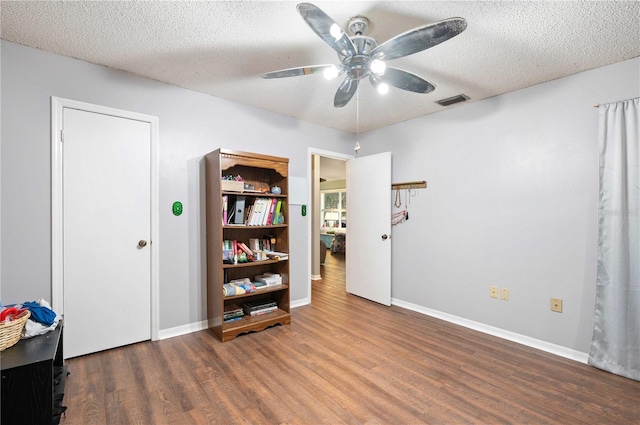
(0, 41), (353, 330)
(363, 57), (640, 354)
(3, 39), (638, 354)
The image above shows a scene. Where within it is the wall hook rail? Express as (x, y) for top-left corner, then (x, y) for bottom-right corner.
(391, 181), (427, 190)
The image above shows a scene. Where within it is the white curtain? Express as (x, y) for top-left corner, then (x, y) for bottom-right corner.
(589, 98), (640, 381)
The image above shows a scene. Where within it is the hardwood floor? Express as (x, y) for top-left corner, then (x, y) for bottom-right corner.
(61, 252), (639, 424)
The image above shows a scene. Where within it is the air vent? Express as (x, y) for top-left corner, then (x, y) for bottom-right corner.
(435, 94), (470, 107)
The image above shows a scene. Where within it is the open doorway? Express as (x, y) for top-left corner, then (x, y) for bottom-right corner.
(310, 152), (348, 292)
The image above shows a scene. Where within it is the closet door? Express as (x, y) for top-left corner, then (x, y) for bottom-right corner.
(62, 107), (151, 358)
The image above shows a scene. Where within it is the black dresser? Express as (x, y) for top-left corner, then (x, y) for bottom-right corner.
(1, 324), (67, 424)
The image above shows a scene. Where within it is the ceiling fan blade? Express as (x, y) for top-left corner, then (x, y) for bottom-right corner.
(261, 65), (334, 79)
(373, 67), (436, 94)
(371, 17), (467, 61)
(297, 3), (356, 58)
(334, 76), (358, 108)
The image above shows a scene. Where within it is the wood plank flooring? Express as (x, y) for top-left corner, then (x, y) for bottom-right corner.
(61, 252), (640, 424)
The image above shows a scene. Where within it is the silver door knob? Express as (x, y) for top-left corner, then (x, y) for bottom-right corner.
(138, 240), (148, 248)
(381, 234), (389, 240)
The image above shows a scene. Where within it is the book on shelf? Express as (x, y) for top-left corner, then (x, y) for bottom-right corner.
(265, 251), (288, 261)
(243, 300), (278, 316)
(243, 300), (276, 310)
(274, 199), (283, 224)
(222, 240), (234, 262)
(253, 281), (269, 290)
(222, 195), (228, 225)
(249, 238), (260, 251)
(266, 198), (277, 225)
(255, 273), (282, 286)
(245, 306), (277, 316)
(223, 304), (244, 321)
(248, 198), (262, 226)
(261, 198), (271, 226)
(261, 198), (272, 225)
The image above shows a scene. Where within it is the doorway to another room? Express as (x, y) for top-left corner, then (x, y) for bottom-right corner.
(311, 154), (347, 288)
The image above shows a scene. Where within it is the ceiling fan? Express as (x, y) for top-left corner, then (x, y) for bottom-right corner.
(262, 3), (467, 108)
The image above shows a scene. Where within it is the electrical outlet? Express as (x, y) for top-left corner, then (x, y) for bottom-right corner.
(490, 286), (499, 299)
(551, 298), (563, 313)
(500, 288), (509, 301)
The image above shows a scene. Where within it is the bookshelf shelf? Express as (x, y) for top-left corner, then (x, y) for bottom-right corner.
(221, 309), (290, 341)
(222, 224), (288, 230)
(205, 149), (291, 342)
(222, 259), (287, 269)
(223, 308), (289, 330)
(222, 191), (287, 198)
(223, 284), (289, 301)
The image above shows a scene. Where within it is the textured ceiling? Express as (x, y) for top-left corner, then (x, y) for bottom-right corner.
(2, 1), (639, 133)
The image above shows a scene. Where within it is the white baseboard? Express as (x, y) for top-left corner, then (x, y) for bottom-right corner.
(157, 299), (588, 364)
(158, 319), (209, 340)
(291, 297), (310, 308)
(311, 274), (322, 280)
(391, 298), (589, 364)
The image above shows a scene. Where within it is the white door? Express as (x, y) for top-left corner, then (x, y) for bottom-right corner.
(346, 152), (392, 305)
(63, 108), (151, 358)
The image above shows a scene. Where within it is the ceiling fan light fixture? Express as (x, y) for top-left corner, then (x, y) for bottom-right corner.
(324, 65), (339, 80)
(369, 59), (386, 75)
(376, 82), (389, 95)
(330, 23), (342, 41)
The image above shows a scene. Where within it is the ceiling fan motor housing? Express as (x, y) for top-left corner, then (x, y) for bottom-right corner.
(341, 36), (379, 80)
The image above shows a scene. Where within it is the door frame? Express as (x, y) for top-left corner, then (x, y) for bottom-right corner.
(51, 97), (160, 341)
(306, 148), (353, 305)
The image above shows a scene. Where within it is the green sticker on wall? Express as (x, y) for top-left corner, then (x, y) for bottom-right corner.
(301, 205), (307, 216)
(172, 201), (183, 216)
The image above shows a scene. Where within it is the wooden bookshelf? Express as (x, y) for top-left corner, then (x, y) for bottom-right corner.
(205, 149), (291, 342)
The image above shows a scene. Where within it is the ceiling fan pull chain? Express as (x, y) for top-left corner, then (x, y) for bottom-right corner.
(355, 88), (360, 155)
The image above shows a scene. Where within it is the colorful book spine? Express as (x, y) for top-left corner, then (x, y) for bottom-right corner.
(222, 195), (228, 225)
(266, 198), (277, 225)
(274, 199), (282, 224)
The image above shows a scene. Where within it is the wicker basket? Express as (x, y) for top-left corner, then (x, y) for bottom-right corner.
(0, 310), (30, 351)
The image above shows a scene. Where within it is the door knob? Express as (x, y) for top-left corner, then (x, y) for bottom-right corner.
(381, 234), (389, 240)
(138, 240), (148, 248)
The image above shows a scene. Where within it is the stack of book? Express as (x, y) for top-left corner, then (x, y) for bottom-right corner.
(265, 251), (288, 261)
(223, 304), (244, 322)
(242, 300), (277, 316)
(245, 198), (284, 226)
(255, 273), (282, 287)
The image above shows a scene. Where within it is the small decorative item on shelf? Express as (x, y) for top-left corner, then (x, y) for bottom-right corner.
(222, 175), (244, 192)
(270, 185), (281, 195)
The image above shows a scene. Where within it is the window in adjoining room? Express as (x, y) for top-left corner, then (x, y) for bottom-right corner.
(321, 190), (346, 229)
